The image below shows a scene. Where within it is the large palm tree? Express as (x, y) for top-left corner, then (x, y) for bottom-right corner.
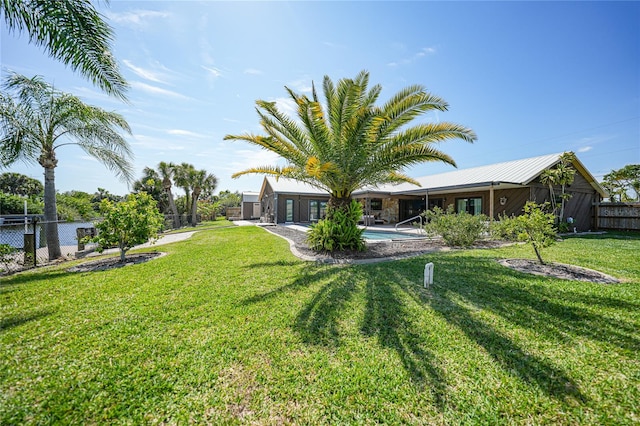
(0, 73), (133, 260)
(172, 162), (196, 218)
(225, 71), (476, 249)
(132, 166), (166, 211)
(157, 161), (180, 228)
(1, 0), (128, 99)
(189, 169), (218, 226)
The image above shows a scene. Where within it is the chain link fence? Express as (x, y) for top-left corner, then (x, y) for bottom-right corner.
(0, 215), (98, 275)
(1, 213), (211, 274)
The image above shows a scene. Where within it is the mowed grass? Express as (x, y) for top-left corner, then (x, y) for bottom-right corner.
(1, 227), (639, 424)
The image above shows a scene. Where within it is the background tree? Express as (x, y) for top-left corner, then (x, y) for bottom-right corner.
(172, 162), (196, 217)
(91, 187), (122, 212)
(539, 152), (576, 223)
(90, 192), (164, 262)
(214, 190), (241, 216)
(0, 192), (43, 215)
(602, 164), (640, 202)
(132, 167), (167, 212)
(189, 169), (218, 226)
(158, 162), (180, 227)
(0, 172), (43, 197)
(0, 73), (133, 260)
(56, 190), (98, 221)
(225, 70), (476, 251)
(0, 0), (128, 99)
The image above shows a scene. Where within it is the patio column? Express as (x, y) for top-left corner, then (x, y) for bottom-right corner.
(489, 183), (495, 221)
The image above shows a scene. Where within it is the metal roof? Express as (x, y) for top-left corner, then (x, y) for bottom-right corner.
(259, 153), (608, 198)
(359, 152), (564, 195)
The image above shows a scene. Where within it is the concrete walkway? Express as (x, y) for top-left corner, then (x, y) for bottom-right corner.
(83, 231), (197, 257)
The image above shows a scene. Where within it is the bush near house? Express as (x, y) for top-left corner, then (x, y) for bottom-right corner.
(423, 205), (489, 247)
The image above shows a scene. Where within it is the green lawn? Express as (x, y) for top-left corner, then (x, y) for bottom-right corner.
(1, 227), (639, 424)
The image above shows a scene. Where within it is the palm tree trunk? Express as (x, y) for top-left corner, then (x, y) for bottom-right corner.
(327, 195), (353, 218)
(43, 165), (62, 260)
(191, 189), (200, 226)
(166, 189), (179, 228)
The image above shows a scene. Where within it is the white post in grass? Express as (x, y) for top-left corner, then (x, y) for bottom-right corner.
(424, 262), (434, 288)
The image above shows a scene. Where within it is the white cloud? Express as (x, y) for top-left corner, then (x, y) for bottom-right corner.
(122, 60), (170, 84)
(228, 149), (283, 172)
(578, 146), (593, 153)
(244, 68), (263, 75)
(287, 77), (312, 93)
(273, 97), (298, 118)
(131, 134), (187, 151)
(166, 129), (207, 138)
(107, 10), (170, 29)
(202, 66), (223, 78)
(388, 46), (438, 67)
(130, 81), (191, 100)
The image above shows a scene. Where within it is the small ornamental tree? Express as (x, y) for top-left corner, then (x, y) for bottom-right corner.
(492, 201), (557, 265)
(91, 192), (164, 262)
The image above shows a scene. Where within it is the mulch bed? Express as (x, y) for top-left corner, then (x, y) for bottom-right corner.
(265, 225), (619, 283)
(67, 252), (165, 273)
(498, 258), (619, 283)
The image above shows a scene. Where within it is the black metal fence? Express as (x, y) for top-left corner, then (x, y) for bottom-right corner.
(0, 215), (97, 275)
(163, 214), (207, 229)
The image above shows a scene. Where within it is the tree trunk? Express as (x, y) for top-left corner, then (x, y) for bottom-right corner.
(163, 178), (179, 229)
(327, 195), (353, 219)
(167, 189), (179, 228)
(42, 165), (62, 260)
(533, 243), (545, 265)
(191, 189), (200, 226)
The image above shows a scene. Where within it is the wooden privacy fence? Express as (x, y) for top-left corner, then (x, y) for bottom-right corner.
(596, 203), (640, 231)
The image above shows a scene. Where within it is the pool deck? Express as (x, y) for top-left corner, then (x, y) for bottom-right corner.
(274, 223), (427, 241)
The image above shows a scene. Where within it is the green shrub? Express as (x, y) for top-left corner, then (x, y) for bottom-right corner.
(90, 192), (165, 262)
(423, 205), (489, 247)
(491, 201), (557, 264)
(307, 199), (365, 252)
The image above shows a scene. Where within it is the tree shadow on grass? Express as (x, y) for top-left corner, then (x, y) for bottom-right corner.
(359, 269), (448, 407)
(0, 270), (71, 293)
(240, 250), (639, 408)
(0, 309), (54, 331)
(391, 252), (640, 403)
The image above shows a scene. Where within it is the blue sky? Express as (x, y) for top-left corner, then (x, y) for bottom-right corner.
(2, 1), (639, 197)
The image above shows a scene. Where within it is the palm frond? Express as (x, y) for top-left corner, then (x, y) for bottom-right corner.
(1, 0), (128, 100)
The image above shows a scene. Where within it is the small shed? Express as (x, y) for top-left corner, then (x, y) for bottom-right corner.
(241, 191), (261, 220)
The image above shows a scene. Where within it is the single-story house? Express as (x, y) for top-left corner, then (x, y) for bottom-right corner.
(256, 153), (608, 231)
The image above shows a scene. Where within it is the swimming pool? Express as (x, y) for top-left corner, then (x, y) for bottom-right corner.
(362, 229), (426, 241)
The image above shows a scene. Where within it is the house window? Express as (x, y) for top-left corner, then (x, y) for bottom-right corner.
(309, 200), (327, 222)
(428, 198), (444, 210)
(456, 197), (483, 215)
(285, 199), (294, 222)
(370, 198), (383, 210)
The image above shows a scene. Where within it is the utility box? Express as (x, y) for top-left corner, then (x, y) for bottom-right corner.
(23, 233), (35, 267)
(76, 227), (97, 251)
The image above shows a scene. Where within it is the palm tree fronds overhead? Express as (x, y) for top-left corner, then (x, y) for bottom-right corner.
(225, 70), (476, 201)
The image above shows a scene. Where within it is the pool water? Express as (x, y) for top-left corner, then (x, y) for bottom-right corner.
(362, 229), (425, 241)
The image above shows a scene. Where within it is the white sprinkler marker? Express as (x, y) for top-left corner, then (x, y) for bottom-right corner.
(424, 262), (434, 288)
